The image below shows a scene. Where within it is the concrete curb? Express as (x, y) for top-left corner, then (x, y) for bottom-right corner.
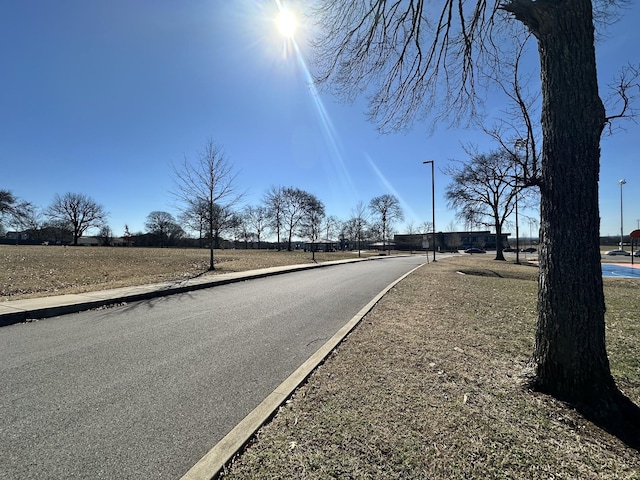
(0, 255), (402, 327)
(180, 261), (427, 480)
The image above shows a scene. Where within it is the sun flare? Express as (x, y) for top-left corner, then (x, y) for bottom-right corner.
(276, 9), (297, 38)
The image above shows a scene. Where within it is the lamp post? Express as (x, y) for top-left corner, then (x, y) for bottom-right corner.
(619, 179), (626, 250)
(514, 172), (520, 264)
(514, 139), (528, 264)
(423, 160), (436, 262)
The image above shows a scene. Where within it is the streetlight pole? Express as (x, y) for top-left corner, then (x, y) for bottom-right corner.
(619, 179), (626, 250)
(423, 160), (436, 262)
(514, 172), (520, 264)
(514, 139), (528, 264)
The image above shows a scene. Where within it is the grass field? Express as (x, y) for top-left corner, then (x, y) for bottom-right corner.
(220, 256), (640, 479)
(0, 245), (376, 301)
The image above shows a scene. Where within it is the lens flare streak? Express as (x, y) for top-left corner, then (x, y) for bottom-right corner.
(291, 40), (356, 195)
(366, 153), (420, 221)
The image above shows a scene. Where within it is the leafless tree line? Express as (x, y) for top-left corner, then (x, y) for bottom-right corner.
(1, 139), (412, 260)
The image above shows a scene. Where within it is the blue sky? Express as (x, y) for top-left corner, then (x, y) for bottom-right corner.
(1, 1), (638, 238)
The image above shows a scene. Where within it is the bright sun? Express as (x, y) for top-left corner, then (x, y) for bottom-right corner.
(276, 9), (298, 38)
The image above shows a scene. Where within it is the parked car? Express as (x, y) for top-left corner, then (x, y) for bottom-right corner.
(605, 249), (630, 256)
(521, 247), (537, 253)
(464, 248), (486, 254)
(633, 250), (640, 257)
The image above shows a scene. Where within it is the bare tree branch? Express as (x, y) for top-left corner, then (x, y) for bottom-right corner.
(311, 0), (507, 132)
(603, 63), (640, 133)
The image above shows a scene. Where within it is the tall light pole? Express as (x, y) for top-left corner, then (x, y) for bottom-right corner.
(423, 160), (436, 262)
(619, 179), (626, 250)
(514, 139), (527, 264)
(514, 171), (520, 264)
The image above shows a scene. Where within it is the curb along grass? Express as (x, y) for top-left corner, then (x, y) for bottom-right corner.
(181, 262), (427, 480)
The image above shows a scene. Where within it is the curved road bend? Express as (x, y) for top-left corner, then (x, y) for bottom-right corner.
(0, 255), (427, 479)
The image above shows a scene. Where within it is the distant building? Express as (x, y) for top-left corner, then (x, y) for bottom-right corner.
(394, 231), (511, 252)
(76, 236), (100, 246)
(74, 236), (127, 247)
(303, 239), (339, 252)
(368, 241), (396, 251)
(6, 231), (29, 241)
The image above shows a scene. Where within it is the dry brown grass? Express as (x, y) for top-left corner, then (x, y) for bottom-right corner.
(221, 256), (640, 479)
(4, 247), (638, 476)
(0, 245), (377, 301)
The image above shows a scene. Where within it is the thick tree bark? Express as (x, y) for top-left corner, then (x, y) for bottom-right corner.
(507, 2), (640, 446)
(517, 0), (619, 412)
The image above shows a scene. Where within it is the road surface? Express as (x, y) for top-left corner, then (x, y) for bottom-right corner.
(1, 255), (427, 479)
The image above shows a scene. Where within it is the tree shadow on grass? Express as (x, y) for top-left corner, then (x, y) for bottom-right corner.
(576, 389), (640, 452)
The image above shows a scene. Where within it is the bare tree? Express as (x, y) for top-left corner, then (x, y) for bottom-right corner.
(19, 206), (45, 241)
(233, 213), (255, 248)
(310, 1), (640, 434)
(369, 194), (404, 253)
(145, 211), (181, 247)
(281, 187), (321, 252)
(173, 139), (243, 270)
(97, 225), (113, 247)
(179, 199), (208, 248)
(445, 149), (536, 260)
(41, 219), (73, 245)
(45, 192), (108, 246)
(322, 215), (340, 242)
(0, 189), (34, 233)
(419, 221), (434, 234)
(350, 201), (369, 257)
(209, 204), (242, 249)
(299, 195), (326, 260)
(264, 186), (286, 250)
(123, 224), (133, 247)
(368, 221), (384, 244)
(405, 222), (416, 235)
(244, 205), (269, 249)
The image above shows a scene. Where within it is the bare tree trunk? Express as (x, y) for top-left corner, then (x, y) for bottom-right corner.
(531, 0), (607, 398)
(525, 2), (639, 434)
(208, 217), (215, 271)
(494, 218), (505, 261)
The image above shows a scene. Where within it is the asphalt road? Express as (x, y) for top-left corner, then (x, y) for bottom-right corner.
(0, 255), (427, 479)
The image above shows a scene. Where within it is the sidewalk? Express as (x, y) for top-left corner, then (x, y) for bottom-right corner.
(0, 256), (384, 327)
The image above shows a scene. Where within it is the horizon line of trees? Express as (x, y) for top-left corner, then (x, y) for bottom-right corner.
(1, 184), (422, 251)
